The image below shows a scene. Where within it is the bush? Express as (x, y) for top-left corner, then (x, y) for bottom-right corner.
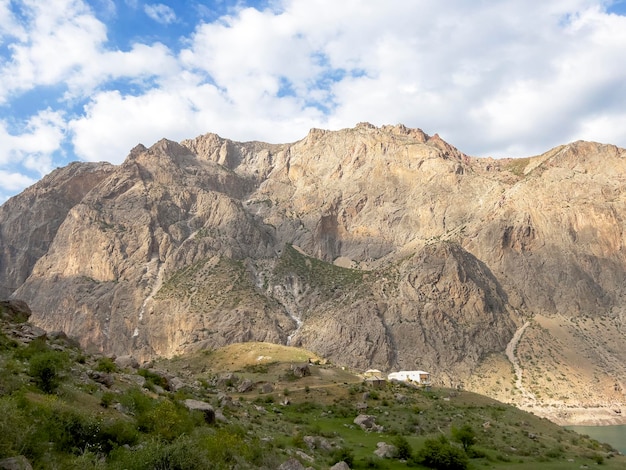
(96, 357), (117, 373)
(414, 435), (469, 470)
(137, 399), (195, 441)
(100, 391), (115, 408)
(137, 368), (169, 389)
(46, 408), (102, 454)
(451, 424), (476, 452)
(330, 447), (354, 467)
(0, 397), (30, 458)
(14, 336), (49, 360)
(118, 387), (155, 415)
(99, 419), (139, 452)
(393, 435), (413, 460)
(28, 350), (68, 393)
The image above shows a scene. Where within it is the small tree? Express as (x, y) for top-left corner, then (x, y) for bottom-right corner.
(452, 424), (476, 452)
(393, 435), (413, 460)
(415, 435), (468, 470)
(29, 351), (68, 393)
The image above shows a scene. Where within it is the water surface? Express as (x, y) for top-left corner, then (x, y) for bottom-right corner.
(566, 425), (626, 454)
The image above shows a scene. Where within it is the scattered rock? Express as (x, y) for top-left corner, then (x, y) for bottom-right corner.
(354, 414), (383, 432)
(291, 364), (311, 378)
(261, 383), (274, 393)
(237, 378), (254, 393)
(215, 408), (228, 423)
(374, 442), (396, 458)
(330, 462), (350, 470)
(395, 393), (408, 403)
(303, 435), (333, 451)
(0, 299), (31, 323)
(48, 331), (80, 348)
(115, 355), (139, 369)
(278, 457), (307, 470)
(217, 373), (239, 387)
(294, 450), (314, 462)
(0, 456), (33, 470)
(88, 371), (114, 387)
(183, 399), (215, 424)
(167, 376), (185, 392)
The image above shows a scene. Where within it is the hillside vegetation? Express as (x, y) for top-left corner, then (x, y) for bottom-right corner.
(1, 301), (623, 469)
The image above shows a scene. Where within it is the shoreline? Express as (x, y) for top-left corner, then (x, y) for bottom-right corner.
(520, 405), (626, 427)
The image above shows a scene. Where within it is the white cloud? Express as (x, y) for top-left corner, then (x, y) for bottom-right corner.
(0, 109), (65, 171)
(0, 170), (36, 193)
(0, 109), (64, 196)
(3, 0), (626, 200)
(0, 0), (108, 102)
(144, 3), (176, 24)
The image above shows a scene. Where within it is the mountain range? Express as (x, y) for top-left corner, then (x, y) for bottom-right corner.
(1, 122), (625, 425)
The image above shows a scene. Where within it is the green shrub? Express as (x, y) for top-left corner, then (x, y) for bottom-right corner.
(359, 455), (386, 468)
(14, 336), (49, 360)
(0, 397), (30, 458)
(118, 387), (155, 415)
(451, 424), (476, 452)
(46, 408), (102, 454)
(28, 350), (68, 393)
(96, 357), (117, 373)
(108, 437), (205, 470)
(137, 368), (169, 389)
(393, 435), (413, 460)
(0, 331), (18, 351)
(0, 358), (27, 394)
(100, 391), (115, 408)
(330, 447), (354, 467)
(137, 399), (195, 441)
(414, 435), (469, 470)
(99, 419), (139, 452)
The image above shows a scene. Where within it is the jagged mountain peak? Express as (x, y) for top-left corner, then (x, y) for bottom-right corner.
(2, 123), (626, 425)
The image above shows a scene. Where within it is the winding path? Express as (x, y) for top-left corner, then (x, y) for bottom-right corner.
(505, 321), (536, 402)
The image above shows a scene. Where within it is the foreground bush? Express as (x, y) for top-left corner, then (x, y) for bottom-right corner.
(414, 435), (469, 470)
(28, 350), (68, 393)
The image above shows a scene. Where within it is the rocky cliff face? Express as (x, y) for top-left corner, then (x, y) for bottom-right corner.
(0, 162), (115, 298)
(3, 124), (626, 421)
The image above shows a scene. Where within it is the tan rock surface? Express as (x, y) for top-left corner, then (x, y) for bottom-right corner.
(2, 124), (626, 422)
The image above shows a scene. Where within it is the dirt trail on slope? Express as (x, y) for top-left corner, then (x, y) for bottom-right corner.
(505, 321), (536, 404)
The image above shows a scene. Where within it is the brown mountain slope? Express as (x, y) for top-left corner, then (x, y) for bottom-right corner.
(3, 124), (626, 424)
(0, 162), (115, 298)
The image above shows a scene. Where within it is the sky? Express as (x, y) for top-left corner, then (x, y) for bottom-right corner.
(1, 0), (626, 201)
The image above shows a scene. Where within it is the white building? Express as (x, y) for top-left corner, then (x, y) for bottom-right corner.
(387, 370), (431, 385)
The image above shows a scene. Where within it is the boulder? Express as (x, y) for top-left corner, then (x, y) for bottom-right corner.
(237, 378), (254, 393)
(0, 299), (31, 323)
(291, 364), (311, 377)
(277, 458), (307, 470)
(88, 371), (114, 387)
(330, 462), (351, 470)
(0, 456), (33, 470)
(374, 442), (396, 458)
(115, 355), (139, 369)
(183, 399), (215, 424)
(354, 414), (383, 432)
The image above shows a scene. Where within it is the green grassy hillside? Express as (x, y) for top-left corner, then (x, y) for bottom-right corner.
(0, 307), (623, 469)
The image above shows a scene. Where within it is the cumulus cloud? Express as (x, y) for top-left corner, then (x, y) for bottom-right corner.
(0, 0), (108, 102)
(0, 109), (65, 169)
(2, 0), (626, 200)
(0, 170), (36, 193)
(0, 109), (65, 196)
(144, 3), (176, 24)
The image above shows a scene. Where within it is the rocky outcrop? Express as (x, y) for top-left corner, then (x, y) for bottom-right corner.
(0, 162), (114, 297)
(2, 124), (626, 412)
